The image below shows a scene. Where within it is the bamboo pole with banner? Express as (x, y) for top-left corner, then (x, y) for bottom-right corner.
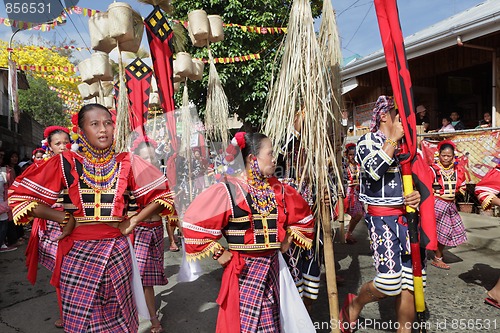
(264, 0), (341, 331)
(374, 1), (438, 331)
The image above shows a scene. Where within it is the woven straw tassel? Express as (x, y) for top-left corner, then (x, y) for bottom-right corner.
(114, 41), (131, 153)
(205, 45), (229, 149)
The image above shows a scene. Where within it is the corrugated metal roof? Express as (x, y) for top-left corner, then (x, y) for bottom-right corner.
(341, 0), (500, 79)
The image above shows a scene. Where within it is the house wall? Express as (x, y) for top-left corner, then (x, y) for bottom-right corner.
(342, 37), (500, 132)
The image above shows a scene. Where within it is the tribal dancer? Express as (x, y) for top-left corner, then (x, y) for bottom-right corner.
(339, 96), (423, 333)
(429, 140), (467, 270)
(343, 143), (365, 244)
(9, 104), (176, 333)
(183, 132), (315, 333)
(475, 163), (500, 310)
(131, 136), (177, 333)
(24, 126), (71, 328)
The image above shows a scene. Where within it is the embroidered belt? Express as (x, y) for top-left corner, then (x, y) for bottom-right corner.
(74, 216), (124, 223)
(227, 242), (281, 251)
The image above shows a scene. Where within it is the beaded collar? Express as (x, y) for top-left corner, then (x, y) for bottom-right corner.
(79, 133), (119, 190)
(246, 158), (277, 217)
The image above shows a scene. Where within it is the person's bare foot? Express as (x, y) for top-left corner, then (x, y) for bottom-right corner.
(487, 290), (500, 303)
(54, 318), (63, 328)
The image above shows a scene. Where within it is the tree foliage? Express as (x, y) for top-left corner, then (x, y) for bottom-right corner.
(18, 75), (70, 127)
(170, 0), (322, 127)
(0, 39), (81, 124)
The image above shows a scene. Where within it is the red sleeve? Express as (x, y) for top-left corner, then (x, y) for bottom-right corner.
(475, 167), (500, 209)
(8, 155), (65, 225)
(280, 182), (315, 249)
(128, 154), (176, 217)
(455, 165), (467, 194)
(183, 183), (232, 260)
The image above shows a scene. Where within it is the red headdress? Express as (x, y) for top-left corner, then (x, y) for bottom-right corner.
(131, 136), (158, 153)
(225, 132), (247, 164)
(344, 143), (356, 154)
(437, 140), (456, 151)
(44, 126), (69, 139)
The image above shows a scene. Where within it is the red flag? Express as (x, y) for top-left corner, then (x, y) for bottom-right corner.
(125, 58), (153, 136)
(374, 0), (436, 251)
(145, 6), (178, 150)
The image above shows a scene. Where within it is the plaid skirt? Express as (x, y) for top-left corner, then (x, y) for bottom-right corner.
(133, 224), (168, 286)
(60, 236), (138, 333)
(435, 198), (467, 246)
(38, 219), (62, 272)
(346, 187), (364, 217)
(239, 252), (280, 333)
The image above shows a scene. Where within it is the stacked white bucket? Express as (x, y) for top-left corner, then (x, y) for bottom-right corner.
(78, 2), (144, 108)
(173, 10), (224, 91)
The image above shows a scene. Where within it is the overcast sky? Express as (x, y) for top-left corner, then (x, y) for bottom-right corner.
(0, 0), (488, 64)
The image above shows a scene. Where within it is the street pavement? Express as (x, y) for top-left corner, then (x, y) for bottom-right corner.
(0, 212), (499, 333)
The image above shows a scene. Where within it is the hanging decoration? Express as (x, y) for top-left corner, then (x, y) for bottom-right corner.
(264, 0), (340, 327)
(34, 73), (79, 83)
(204, 47), (229, 149)
(125, 58), (153, 136)
(0, 5), (287, 35)
(144, 4), (178, 151)
(106, 2), (145, 152)
(16, 64), (77, 73)
(11, 45), (92, 52)
(0, 6), (99, 31)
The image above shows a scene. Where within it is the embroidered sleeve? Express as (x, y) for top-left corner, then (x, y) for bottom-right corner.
(8, 155), (65, 225)
(475, 168), (500, 210)
(283, 184), (315, 249)
(183, 183), (232, 261)
(129, 155), (176, 217)
(356, 133), (394, 181)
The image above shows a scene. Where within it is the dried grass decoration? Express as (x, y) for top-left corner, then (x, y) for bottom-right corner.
(264, 0), (338, 223)
(264, 0), (343, 327)
(106, 3), (144, 152)
(205, 47), (229, 149)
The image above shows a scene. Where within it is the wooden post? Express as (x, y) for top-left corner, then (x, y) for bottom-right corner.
(321, 204), (340, 333)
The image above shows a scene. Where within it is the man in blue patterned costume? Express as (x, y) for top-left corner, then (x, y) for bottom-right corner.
(339, 96), (423, 333)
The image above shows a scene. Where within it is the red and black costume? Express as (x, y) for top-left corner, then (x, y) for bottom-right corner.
(475, 164), (500, 209)
(430, 161), (467, 246)
(9, 151), (175, 333)
(183, 176), (314, 333)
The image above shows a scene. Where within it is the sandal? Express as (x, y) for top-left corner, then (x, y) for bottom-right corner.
(485, 297), (500, 310)
(54, 318), (64, 329)
(169, 244), (180, 252)
(339, 293), (357, 333)
(431, 257), (450, 270)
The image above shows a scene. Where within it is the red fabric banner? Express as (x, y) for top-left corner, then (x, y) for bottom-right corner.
(374, 0), (436, 251)
(144, 6), (178, 151)
(125, 58), (153, 136)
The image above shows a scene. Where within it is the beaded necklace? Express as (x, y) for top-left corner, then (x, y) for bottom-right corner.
(80, 133), (119, 190)
(437, 161), (455, 177)
(247, 158), (277, 217)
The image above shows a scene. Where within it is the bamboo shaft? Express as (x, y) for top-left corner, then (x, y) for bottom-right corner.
(321, 206), (340, 333)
